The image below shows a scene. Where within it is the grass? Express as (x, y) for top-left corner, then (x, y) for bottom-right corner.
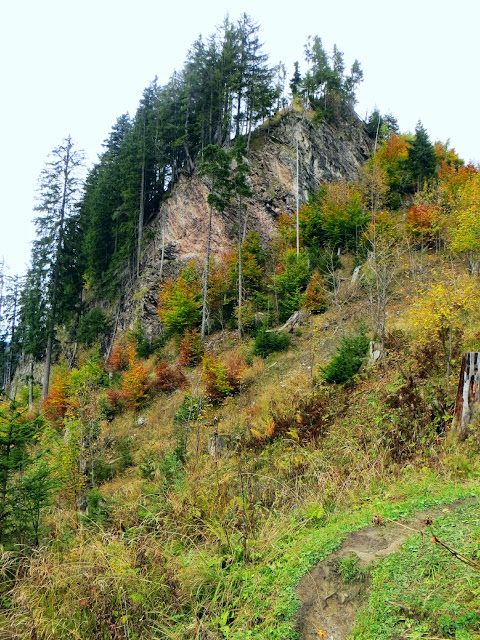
(351, 501), (480, 640)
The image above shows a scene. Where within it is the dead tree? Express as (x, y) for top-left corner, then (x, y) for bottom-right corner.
(453, 352), (480, 439)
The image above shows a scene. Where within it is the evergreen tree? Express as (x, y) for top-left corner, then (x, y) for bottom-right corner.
(300, 36), (363, 122)
(82, 114), (134, 288)
(0, 276), (22, 390)
(0, 401), (43, 544)
(366, 109), (399, 148)
(290, 61), (302, 97)
(32, 136), (84, 397)
(407, 121), (437, 190)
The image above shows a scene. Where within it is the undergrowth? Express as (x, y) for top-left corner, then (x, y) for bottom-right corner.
(3, 250), (480, 639)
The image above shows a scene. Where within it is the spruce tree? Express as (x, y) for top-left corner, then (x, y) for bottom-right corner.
(407, 121), (437, 190)
(32, 136), (84, 398)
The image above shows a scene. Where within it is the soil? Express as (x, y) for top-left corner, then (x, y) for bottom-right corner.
(295, 498), (477, 640)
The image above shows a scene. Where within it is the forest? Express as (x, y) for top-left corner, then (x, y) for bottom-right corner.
(1, 13), (480, 640)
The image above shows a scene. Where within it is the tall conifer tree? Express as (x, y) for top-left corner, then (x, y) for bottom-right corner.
(32, 136), (84, 398)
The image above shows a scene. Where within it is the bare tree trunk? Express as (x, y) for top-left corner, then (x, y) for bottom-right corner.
(238, 195), (243, 337)
(28, 356), (34, 411)
(201, 203), (214, 341)
(296, 140), (299, 257)
(42, 277), (58, 399)
(136, 131), (146, 278)
(159, 210), (166, 280)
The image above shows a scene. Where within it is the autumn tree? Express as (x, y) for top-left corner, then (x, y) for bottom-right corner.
(411, 272), (478, 387)
(448, 170), (480, 273)
(158, 263), (202, 334)
(300, 180), (368, 252)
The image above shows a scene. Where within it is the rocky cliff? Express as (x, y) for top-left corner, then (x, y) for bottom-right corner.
(116, 109), (373, 338)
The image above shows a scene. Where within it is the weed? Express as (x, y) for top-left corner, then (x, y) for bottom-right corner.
(336, 553), (367, 583)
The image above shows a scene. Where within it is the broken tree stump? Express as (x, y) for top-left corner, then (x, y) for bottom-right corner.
(453, 352), (480, 438)
(208, 432), (229, 458)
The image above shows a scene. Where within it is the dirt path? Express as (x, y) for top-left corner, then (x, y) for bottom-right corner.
(295, 498), (477, 640)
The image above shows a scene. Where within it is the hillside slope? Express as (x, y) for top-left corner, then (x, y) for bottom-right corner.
(116, 109), (372, 339)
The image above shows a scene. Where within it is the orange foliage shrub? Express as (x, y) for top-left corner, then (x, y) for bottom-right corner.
(120, 362), (149, 410)
(107, 335), (137, 371)
(42, 369), (71, 424)
(203, 350), (247, 402)
(150, 361), (187, 393)
(179, 329), (203, 366)
(405, 202), (440, 240)
(303, 271), (327, 313)
(224, 350), (248, 393)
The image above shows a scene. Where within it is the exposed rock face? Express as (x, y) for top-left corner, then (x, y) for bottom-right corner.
(117, 110), (373, 338)
(248, 109), (372, 222)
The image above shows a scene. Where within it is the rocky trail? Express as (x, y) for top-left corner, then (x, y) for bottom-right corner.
(295, 499), (477, 640)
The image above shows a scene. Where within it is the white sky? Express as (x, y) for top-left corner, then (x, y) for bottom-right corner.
(1, 0), (479, 277)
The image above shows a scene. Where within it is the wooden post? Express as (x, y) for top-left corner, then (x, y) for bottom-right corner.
(453, 352), (480, 438)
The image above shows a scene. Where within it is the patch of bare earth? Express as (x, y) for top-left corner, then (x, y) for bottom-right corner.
(295, 498), (477, 640)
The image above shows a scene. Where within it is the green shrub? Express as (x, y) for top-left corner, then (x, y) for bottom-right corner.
(321, 331), (370, 383)
(77, 308), (110, 346)
(274, 249), (310, 322)
(253, 328), (291, 358)
(85, 488), (107, 524)
(128, 324), (162, 359)
(174, 394), (206, 425)
(91, 456), (113, 484)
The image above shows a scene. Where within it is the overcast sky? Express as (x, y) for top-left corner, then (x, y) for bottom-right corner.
(1, 0), (479, 277)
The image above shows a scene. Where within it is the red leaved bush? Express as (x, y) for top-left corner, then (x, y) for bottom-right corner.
(42, 369), (71, 424)
(405, 202), (440, 241)
(105, 388), (126, 413)
(179, 329), (203, 366)
(150, 361), (187, 393)
(107, 336), (137, 371)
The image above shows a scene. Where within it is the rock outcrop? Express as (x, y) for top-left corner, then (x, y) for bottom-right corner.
(116, 109), (373, 338)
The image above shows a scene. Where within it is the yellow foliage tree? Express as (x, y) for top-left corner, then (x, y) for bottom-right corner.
(411, 272), (478, 385)
(449, 171), (480, 273)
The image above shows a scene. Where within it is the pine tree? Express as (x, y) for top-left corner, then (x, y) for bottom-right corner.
(407, 121), (437, 190)
(32, 136), (84, 398)
(0, 401), (42, 544)
(289, 61), (302, 97)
